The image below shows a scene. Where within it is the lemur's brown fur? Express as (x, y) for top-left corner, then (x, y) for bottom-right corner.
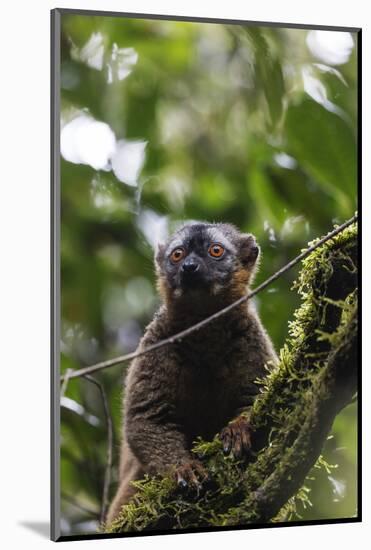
(106, 223), (277, 525)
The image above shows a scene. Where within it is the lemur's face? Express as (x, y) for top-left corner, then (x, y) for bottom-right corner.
(156, 223), (259, 299)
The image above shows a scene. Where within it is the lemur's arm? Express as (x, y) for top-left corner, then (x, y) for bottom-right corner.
(220, 310), (277, 458)
(124, 346), (207, 487)
(124, 351), (189, 472)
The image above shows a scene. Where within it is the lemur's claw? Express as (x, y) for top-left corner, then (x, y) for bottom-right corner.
(175, 460), (208, 494)
(220, 416), (253, 459)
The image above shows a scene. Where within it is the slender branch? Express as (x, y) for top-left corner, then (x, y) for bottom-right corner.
(61, 491), (100, 517)
(82, 375), (113, 525)
(60, 367), (73, 397)
(61, 215), (357, 382)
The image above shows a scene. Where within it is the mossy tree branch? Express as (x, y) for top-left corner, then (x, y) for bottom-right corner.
(104, 222), (358, 534)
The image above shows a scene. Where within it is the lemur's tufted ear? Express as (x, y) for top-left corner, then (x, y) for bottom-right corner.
(238, 234), (260, 267)
(155, 243), (166, 268)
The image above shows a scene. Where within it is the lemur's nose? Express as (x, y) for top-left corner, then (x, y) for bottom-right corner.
(182, 259), (199, 273)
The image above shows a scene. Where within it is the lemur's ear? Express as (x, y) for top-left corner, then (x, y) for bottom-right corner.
(239, 234), (260, 267)
(155, 243), (166, 267)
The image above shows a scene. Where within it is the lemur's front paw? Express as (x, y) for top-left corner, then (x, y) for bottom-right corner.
(174, 459), (208, 494)
(220, 416), (253, 459)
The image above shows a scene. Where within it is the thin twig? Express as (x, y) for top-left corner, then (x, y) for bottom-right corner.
(60, 215), (357, 382)
(82, 375), (113, 525)
(61, 491), (100, 517)
(60, 367), (73, 397)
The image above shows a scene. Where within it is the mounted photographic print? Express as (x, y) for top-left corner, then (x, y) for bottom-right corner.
(51, 8), (361, 542)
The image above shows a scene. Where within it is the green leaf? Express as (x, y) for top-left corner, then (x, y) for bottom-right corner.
(285, 98), (356, 215)
(244, 27), (285, 128)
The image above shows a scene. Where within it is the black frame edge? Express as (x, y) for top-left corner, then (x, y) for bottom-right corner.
(56, 517), (361, 542)
(356, 27), (362, 524)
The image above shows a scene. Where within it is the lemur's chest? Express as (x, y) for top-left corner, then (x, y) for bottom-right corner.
(174, 316), (248, 366)
(173, 333), (248, 441)
(175, 366), (232, 441)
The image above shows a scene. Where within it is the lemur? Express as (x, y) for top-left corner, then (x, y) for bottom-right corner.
(106, 222), (277, 524)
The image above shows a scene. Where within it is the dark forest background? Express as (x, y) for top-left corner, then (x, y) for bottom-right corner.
(59, 14), (358, 535)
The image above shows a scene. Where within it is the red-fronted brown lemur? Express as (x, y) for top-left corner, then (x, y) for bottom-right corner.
(106, 222), (277, 524)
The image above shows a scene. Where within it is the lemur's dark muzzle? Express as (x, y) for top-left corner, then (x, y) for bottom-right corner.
(181, 259), (200, 274)
(179, 256), (206, 288)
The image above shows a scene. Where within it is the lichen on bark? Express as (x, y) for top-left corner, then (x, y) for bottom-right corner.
(104, 221), (358, 534)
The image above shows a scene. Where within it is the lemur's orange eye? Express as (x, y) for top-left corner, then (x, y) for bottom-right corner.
(208, 243), (225, 258)
(170, 247), (185, 263)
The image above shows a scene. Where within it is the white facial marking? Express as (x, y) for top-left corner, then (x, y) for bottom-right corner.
(207, 228), (236, 253)
(211, 282), (223, 295)
(165, 238), (183, 257)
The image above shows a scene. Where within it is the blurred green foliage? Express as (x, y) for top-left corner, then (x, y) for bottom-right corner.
(59, 13), (358, 536)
